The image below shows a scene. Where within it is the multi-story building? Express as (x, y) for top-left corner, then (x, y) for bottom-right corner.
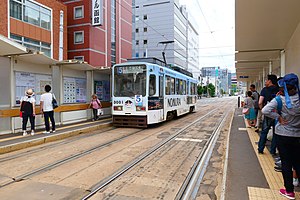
(1, 0), (68, 60)
(187, 18), (200, 79)
(62, 0), (132, 67)
(133, 0), (199, 73)
(201, 66), (229, 94)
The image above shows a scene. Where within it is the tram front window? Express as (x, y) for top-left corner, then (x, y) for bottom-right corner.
(114, 65), (146, 97)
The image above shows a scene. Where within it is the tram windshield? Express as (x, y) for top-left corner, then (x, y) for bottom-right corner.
(114, 65), (146, 97)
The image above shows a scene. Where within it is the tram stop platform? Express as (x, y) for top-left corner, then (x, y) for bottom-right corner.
(0, 117), (112, 155)
(226, 108), (300, 200)
(0, 109), (299, 200)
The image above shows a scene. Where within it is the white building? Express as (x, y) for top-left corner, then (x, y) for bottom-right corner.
(132, 0), (199, 78)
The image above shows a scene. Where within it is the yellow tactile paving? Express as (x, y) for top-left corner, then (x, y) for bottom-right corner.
(244, 122), (300, 199)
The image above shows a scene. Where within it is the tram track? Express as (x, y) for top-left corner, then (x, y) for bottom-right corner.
(0, 103), (212, 189)
(175, 105), (233, 200)
(0, 98), (235, 199)
(0, 128), (145, 188)
(80, 105), (228, 199)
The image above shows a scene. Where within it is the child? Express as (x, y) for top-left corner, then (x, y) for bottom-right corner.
(89, 94), (102, 121)
(244, 91), (256, 128)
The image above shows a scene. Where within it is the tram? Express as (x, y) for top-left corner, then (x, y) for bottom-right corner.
(112, 58), (198, 127)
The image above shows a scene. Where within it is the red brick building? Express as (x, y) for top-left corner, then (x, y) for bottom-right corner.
(0, 0), (67, 60)
(62, 0), (132, 67)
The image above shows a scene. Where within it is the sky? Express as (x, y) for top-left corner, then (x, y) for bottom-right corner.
(180, 0), (235, 72)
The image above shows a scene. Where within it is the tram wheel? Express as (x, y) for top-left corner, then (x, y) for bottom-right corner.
(167, 111), (175, 121)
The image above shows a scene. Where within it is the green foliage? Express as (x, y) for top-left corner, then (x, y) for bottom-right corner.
(197, 85), (203, 95)
(208, 83), (215, 97)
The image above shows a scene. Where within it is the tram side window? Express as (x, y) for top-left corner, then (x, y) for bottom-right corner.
(149, 75), (156, 96)
(165, 76), (175, 95)
(159, 76), (163, 97)
(175, 79), (180, 95)
(182, 80), (186, 95)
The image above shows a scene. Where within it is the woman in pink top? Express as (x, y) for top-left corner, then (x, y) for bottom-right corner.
(89, 94), (102, 121)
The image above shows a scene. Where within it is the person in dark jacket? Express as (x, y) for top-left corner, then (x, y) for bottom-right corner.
(20, 88), (36, 136)
(262, 73), (300, 199)
(257, 74), (279, 155)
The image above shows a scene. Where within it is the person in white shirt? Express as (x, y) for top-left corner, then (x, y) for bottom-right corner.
(40, 85), (56, 134)
(20, 88), (36, 136)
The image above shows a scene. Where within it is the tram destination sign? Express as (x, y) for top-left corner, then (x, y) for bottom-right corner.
(239, 76), (249, 78)
(117, 65), (145, 74)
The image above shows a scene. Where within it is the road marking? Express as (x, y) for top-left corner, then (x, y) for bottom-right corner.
(175, 138), (203, 143)
(238, 128), (248, 131)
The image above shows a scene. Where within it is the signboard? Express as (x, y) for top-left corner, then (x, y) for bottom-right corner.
(94, 80), (110, 101)
(15, 72), (52, 105)
(239, 76), (249, 79)
(63, 77), (87, 103)
(117, 65), (144, 74)
(92, 0), (103, 26)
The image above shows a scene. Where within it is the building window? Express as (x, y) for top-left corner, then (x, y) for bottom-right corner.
(136, 40), (139, 45)
(143, 14), (147, 20)
(135, 15), (139, 22)
(74, 6), (84, 19)
(74, 31), (84, 44)
(136, 52), (139, 58)
(10, 0), (51, 30)
(10, 34), (51, 57)
(144, 27), (147, 32)
(74, 56), (84, 61)
(135, 28), (139, 33)
(143, 40), (147, 45)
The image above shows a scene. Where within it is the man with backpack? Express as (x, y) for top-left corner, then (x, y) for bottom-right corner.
(262, 73), (300, 199)
(257, 74), (279, 155)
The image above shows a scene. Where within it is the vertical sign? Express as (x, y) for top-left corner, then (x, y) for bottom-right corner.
(59, 10), (64, 61)
(92, 0), (103, 26)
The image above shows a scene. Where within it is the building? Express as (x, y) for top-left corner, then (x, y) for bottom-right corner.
(1, 0), (68, 60)
(187, 17), (200, 79)
(132, 0), (199, 75)
(62, 0), (132, 67)
(201, 66), (229, 94)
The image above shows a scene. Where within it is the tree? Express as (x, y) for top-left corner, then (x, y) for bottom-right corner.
(208, 83), (215, 97)
(197, 85), (203, 95)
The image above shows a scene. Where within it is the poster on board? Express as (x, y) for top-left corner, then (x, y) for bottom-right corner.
(63, 77), (87, 103)
(94, 80), (110, 101)
(15, 72), (52, 105)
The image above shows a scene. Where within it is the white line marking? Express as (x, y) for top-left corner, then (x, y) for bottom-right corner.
(175, 138), (203, 143)
(238, 128), (248, 131)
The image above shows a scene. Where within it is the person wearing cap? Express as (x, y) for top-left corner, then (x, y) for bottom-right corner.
(20, 88), (36, 136)
(262, 73), (300, 199)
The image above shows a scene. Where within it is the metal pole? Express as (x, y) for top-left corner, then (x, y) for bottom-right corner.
(238, 96), (240, 108)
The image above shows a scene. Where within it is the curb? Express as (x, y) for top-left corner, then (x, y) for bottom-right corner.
(0, 122), (112, 154)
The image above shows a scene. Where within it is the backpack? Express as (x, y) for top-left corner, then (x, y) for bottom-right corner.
(20, 99), (33, 115)
(253, 91), (260, 109)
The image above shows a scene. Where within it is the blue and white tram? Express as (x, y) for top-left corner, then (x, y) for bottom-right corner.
(112, 59), (198, 127)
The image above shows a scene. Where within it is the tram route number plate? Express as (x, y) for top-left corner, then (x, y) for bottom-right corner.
(135, 95), (143, 106)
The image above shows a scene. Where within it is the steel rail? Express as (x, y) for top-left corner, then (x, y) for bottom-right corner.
(176, 105), (233, 200)
(0, 129), (145, 188)
(81, 106), (221, 200)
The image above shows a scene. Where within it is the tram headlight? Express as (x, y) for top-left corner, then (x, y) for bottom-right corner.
(136, 106), (146, 111)
(113, 106), (123, 111)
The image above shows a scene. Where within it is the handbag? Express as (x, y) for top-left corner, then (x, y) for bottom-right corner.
(242, 108), (249, 114)
(52, 94), (58, 109)
(20, 101), (24, 117)
(97, 108), (103, 116)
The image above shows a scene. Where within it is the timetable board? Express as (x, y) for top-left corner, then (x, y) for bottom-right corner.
(94, 80), (110, 101)
(63, 77), (87, 103)
(15, 72), (52, 105)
